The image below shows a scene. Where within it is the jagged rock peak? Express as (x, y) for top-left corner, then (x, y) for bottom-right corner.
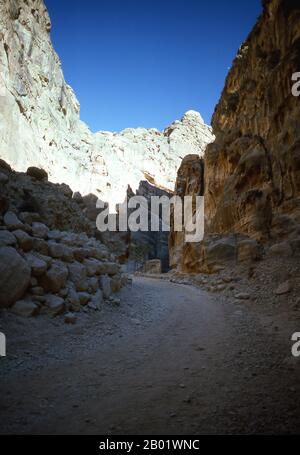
(0, 0), (214, 209)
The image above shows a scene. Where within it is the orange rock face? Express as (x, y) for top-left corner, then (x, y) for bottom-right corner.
(206, 0), (300, 241)
(170, 0), (300, 273)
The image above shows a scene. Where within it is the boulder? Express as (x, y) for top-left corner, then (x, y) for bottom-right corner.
(68, 262), (88, 291)
(88, 277), (99, 294)
(4, 211), (24, 230)
(110, 275), (122, 293)
(204, 237), (236, 272)
(0, 171), (9, 184)
(32, 238), (49, 255)
(26, 167), (48, 181)
(268, 242), (293, 257)
(38, 261), (68, 293)
(48, 241), (65, 259)
(82, 258), (98, 276)
(72, 192), (83, 203)
(0, 230), (16, 247)
(100, 275), (112, 299)
(47, 230), (64, 241)
(13, 229), (33, 252)
(32, 222), (49, 239)
(30, 286), (44, 296)
(19, 212), (41, 225)
(11, 299), (39, 317)
(89, 289), (103, 310)
(0, 247), (31, 307)
(44, 294), (65, 316)
(25, 253), (47, 277)
(97, 262), (120, 276)
(78, 292), (91, 306)
(66, 285), (81, 312)
(73, 247), (89, 262)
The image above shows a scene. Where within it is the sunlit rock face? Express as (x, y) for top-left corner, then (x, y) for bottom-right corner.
(169, 0), (300, 273)
(0, 0), (214, 210)
(205, 0), (300, 241)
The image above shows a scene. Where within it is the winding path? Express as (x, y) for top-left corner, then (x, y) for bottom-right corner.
(1, 277), (300, 434)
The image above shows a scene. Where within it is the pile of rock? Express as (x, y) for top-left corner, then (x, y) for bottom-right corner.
(0, 210), (126, 317)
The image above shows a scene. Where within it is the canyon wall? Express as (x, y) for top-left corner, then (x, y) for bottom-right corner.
(171, 0), (300, 273)
(0, 0), (213, 210)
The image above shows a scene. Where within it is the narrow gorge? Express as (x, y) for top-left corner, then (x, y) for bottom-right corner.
(1, 0), (300, 437)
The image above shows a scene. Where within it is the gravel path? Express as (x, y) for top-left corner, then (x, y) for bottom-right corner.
(0, 276), (300, 434)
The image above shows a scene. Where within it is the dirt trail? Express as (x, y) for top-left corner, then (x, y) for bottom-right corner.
(1, 276), (300, 434)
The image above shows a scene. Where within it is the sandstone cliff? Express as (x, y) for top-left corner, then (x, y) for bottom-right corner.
(0, 0), (213, 210)
(170, 0), (300, 273)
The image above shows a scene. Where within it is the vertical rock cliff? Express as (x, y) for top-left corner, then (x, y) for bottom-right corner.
(170, 0), (300, 273)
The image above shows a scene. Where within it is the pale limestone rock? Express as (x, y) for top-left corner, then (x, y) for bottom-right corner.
(0, 0), (213, 210)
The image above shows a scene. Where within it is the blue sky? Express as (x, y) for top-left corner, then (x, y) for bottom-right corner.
(45, 0), (261, 132)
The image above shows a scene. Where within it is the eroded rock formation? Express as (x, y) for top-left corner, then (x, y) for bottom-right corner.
(0, 0), (213, 210)
(0, 161), (127, 317)
(170, 0), (300, 273)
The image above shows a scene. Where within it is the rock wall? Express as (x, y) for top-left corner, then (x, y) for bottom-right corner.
(129, 180), (172, 272)
(206, 0), (300, 241)
(170, 0), (300, 273)
(169, 154), (204, 271)
(0, 0), (213, 210)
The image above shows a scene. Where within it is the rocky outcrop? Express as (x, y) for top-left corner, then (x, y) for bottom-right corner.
(170, 0), (300, 273)
(0, 0), (213, 210)
(205, 0), (300, 241)
(169, 154), (204, 271)
(0, 162), (128, 316)
(129, 180), (171, 272)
